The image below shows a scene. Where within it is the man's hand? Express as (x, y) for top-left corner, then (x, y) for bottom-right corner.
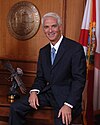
(58, 104), (72, 125)
(28, 91), (39, 109)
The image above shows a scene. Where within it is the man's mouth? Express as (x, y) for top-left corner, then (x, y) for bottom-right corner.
(48, 32), (55, 37)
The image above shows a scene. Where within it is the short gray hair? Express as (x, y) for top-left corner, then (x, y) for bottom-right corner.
(41, 12), (62, 26)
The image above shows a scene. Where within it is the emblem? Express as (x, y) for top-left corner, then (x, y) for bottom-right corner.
(7, 1), (40, 40)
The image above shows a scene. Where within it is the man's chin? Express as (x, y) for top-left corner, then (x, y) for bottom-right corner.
(48, 37), (55, 41)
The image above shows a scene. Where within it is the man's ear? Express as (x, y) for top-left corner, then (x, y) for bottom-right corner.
(60, 24), (63, 33)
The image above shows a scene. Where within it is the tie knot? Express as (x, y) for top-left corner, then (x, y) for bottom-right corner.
(51, 47), (56, 65)
(51, 47), (56, 53)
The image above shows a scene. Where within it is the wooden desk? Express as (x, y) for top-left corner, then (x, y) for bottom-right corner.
(0, 95), (54, 125)
(0, 96), (10, 124)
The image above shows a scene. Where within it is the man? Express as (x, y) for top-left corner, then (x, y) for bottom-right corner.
(9, 12), (86, 125)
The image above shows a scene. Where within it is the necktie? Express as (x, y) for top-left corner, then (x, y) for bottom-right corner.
(51, 47), (56, 65)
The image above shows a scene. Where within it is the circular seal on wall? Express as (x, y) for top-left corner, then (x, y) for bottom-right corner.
(7, 1), (40, 40)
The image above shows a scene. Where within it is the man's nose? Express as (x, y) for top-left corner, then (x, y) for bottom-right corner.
(48, 27), (53, 32)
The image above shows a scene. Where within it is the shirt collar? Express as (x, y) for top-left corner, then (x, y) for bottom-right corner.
(50, 35), (63, 53)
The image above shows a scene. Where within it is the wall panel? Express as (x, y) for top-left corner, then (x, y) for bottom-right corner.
(0, 0), (65, 61)
(65, 0), (86, 41)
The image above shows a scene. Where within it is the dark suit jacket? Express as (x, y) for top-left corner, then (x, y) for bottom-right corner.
(31, 36), (86, 116)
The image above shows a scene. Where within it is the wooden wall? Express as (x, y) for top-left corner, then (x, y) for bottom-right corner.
(0, 0), (86, 90)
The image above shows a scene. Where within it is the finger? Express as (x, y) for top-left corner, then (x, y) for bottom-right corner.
(28, 99), (31, 103)
(68, 113), (72, 124)
(29, 102), (37, 109)
(28, 97), (32, 103)
(58, 110), (61, 118)
(33, 104), (38, 109)
(36, 98), (39, 106)
(28, 98), (36, 109)
(62, 115), (66, 124)
(33, 100), (38, 109)
(65, 115), (68, 125)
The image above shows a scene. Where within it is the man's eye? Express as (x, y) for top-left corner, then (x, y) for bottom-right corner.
(44, 26), (49, 29)
(52, 25), (57, 28)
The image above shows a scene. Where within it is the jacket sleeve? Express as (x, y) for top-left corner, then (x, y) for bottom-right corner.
(66, 45), (86, 107)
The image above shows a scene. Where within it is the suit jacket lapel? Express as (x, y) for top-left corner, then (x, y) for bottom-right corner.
(45, 44), (51, 68)
(52, 38), (66, 69)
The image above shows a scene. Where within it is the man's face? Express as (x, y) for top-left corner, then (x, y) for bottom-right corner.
(43, 16), (62, 45)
